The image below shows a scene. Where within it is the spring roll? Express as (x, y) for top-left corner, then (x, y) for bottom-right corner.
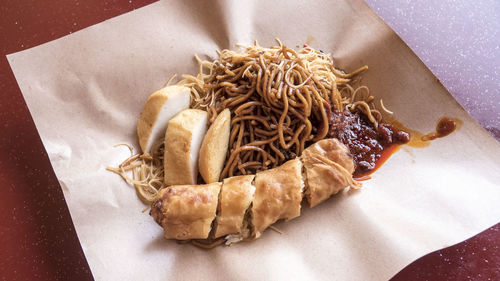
(150, 182), (221, 240)
(214, 175), (255, 239)
(251, 159), (303, 238)
(302, 138), (360, 207)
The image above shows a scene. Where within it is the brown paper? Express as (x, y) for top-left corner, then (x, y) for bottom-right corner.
(7, 0), (500, 280)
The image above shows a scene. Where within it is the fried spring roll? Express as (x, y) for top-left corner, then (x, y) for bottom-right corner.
(251, 158), (304, 238)
(301, 139), (360, 207)
(150, 139), (359, 245)
(214, 175), (255, 239)
(150, 182), (221, 240)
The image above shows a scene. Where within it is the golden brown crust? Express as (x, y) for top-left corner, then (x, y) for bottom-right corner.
(252, 159), (303, 238)
(150, 182), (221, 240)
(164, 109), (207, 186)
(199, 108), (231, 183)
(150, 138), (358, 244)
(303, 138), (354, 174)
(301, 139), (357, 207)
(214, 175), (255, 238)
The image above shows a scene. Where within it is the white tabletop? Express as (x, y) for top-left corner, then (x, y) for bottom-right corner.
(366, 0), (500, 140)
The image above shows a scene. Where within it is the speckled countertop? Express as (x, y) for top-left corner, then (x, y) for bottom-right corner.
(366, 0), (500, 139)
(0, 0), (498, 280)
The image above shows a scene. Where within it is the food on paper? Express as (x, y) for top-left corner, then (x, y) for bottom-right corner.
(150, 182), (221, 240)
(108, 40), (414, 247)
(149, 138), (359, 245)
(302, 138), (360, 207)
(251, 158), (304, 238)
(181, 40), (408, 179)
(214, 175), (255, 239)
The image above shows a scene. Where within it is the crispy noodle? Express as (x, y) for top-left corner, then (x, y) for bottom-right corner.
(379, 99), (394, 115)
(269, 225), (283, 234)
(177, 39), (378, 179)
(106, 142), (165, 204)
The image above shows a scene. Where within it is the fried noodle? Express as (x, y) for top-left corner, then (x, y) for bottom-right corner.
(179, 39), (379, 178)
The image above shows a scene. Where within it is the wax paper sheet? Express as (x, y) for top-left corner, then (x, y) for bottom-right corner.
(7, 0), (500, 280)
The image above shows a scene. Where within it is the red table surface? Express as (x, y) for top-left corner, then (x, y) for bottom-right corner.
(0, 1), (498, 280)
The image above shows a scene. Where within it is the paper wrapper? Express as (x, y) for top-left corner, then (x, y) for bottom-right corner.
(7, 0), (500, 280)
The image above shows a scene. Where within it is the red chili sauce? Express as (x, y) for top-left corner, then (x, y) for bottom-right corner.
(320, 105), (410, 178)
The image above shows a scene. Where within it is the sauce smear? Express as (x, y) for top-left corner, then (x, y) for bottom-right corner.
(325, 109), (410, 178)
(422, 117), (461, 141)
(318, 102), (462, 178)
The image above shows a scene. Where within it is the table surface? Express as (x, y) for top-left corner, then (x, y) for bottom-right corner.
(0, 0), (498, 280)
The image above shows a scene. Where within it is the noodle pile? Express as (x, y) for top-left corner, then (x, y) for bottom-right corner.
(180, 39), (378, 178)
(108, 40), (386, 203)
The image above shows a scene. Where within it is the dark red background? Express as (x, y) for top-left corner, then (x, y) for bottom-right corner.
(0, 1), (498, 280)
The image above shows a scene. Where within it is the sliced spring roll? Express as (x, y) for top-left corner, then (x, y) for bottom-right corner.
(302, 138), (360, 207)
(214, 175), (255, 239)
(251, 159), (303, 238)
(150, 182), (221, 240)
